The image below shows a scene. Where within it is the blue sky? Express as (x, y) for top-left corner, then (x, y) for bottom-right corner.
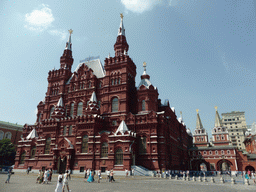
(1, 0), (256, 136)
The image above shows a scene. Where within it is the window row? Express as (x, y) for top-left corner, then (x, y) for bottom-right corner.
(193, 150), (231, 156)
(111, 78), (121, 85)
(0, 131), (12, 140)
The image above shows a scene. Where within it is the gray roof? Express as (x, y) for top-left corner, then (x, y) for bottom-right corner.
(66, 59), (105, 84)
(247, 154), (256, 160)
(138, 78), (152, 89)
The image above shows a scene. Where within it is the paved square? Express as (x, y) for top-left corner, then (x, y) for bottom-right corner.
(1, 173), (256, 192)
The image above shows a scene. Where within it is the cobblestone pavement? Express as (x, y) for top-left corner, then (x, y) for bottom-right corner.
(1, 173), (256, 192)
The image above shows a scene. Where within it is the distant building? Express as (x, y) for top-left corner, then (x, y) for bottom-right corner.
(0, 121), (23, 145)
(221, 111), (247, 150)
(190, 107), (238, 171)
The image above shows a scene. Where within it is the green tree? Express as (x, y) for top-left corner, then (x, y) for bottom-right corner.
(0, 139), (16, 166)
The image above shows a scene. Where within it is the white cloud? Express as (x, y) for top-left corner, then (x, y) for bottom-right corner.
(121, 0), (162, 13)
(25, 4), (54, 32)
(48, 30), (67, 40)
(121, 0), (178, 13)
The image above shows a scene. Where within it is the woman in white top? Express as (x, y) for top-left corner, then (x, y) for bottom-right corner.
(63, 170), (71, 192)
(55, 172), (63, 192)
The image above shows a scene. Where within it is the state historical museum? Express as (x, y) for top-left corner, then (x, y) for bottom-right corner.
(14, 15), (192, 173)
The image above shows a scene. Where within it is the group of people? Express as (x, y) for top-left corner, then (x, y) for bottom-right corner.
(55, 170), (71, 192)
(36, 169), (52, 184)
(84, 169), (116, 183)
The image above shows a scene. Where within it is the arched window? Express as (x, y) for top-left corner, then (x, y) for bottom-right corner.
(45, 137), (51, 154)
(69, 126), (72, 136)
(20, 151), (26, 164)
(118, 78), (121, 84)
(101, 142), (108, 157)
(99, 81), (102, 88)
(141, 100), (146, 111)
(98, 101), (101, 108)
(38, 112), (41, 123)
(139, 136), (147, 154)
(31, 146), (36, 158)
(115, 148), (123, 165)
(215, 150), (218, 155)
(115, 79), (117, 85)
(77, 102), (83, 116)
(112, 98), (118, 112)
(89, 81), (91, 88)
(49, 106), (55, 119)
(111, 79), (114, 85)
(63, 126), (67, 136)
(0, 131), (4, 140)
(5, 132), (12, 140)
(81, 135), (88, 153)
(70, 103), (74, 117)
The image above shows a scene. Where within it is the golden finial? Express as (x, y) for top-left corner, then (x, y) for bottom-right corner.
(215, 106), (218, 111)
(143, 61), (147, 67)
(196, 109), (199, 113)
(68, 29), (73, 35)
(120, 13), (124, 19)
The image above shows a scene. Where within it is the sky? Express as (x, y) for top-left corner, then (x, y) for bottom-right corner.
(1, 0), (256, 136)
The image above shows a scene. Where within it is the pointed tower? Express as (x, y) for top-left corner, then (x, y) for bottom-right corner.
(212, 106), (230, 146)
(60, 29), (74, 70)
(86, 91), (99, 114)
(193, 109), (209, 147)
(51, 97), (65, 119)
(114, 13), (129, 57)
(137, 62), (158, 113)
(103, 14), (137, 114)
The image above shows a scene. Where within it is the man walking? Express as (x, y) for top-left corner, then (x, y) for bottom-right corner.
(5, 168), (12, 183)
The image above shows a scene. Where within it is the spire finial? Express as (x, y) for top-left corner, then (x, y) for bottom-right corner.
(143, 61), (147, 75)
(196, 109), (199, 114)
(68, 29), (73, 35)
(215, 106), (218, 111)
(120, 13), (124, 19)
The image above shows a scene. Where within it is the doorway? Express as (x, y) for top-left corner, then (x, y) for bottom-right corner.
(58, 156), (67, 173)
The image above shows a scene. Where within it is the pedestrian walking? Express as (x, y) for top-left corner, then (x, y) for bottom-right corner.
(125, 169), (128, 177)
(97, 170), (101, 183)
(36, 170), (41, 183)
(132, 168), (135, 177)
(55, 172), (63, 192)
(67, 170), (71, 180)
(48, 169), (52, 182)
(42, 169), (49, 184)
(84, 170), (87, 180)
(252, 172), (255, 184)
(87, 170), (94, 183)
(109, 170), (115, 182)
(106, 170), (110, 182)
(63, 170), (71, 192)
(5, 168), (12, 183)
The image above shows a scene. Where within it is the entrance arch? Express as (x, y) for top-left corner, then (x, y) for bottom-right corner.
(191, 160), (210, 171)
(245, 165), (255, 172)
(216, 159), (233, 171)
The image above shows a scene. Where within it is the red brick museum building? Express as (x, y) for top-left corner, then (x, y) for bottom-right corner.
(14, 15), (192, 173)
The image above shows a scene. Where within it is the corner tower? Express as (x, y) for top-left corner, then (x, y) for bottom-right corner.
(193, 109), (209, 147)
(103, 14), (137, 115)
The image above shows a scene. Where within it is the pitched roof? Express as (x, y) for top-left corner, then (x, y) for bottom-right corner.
(138, 78), (152, 89)
(26, 129), (38, 140)
(89, 91), (97, 102)
(196, 111), (204, 129)
(214, 108), (222, 127)
(115, 120), (130, 135)
(56, 97), (64, 107)
(66, 59), (105, 84)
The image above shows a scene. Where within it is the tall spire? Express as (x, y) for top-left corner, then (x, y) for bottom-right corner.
(214, 106), (222, 127)
(60, 29), (74, 70)
(114, 14), (129, 57)
(118, 13), (125, 36)
(196, 109), (204, 129)
(65, 29), (73, 51)
(141, 62), (150, 80)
